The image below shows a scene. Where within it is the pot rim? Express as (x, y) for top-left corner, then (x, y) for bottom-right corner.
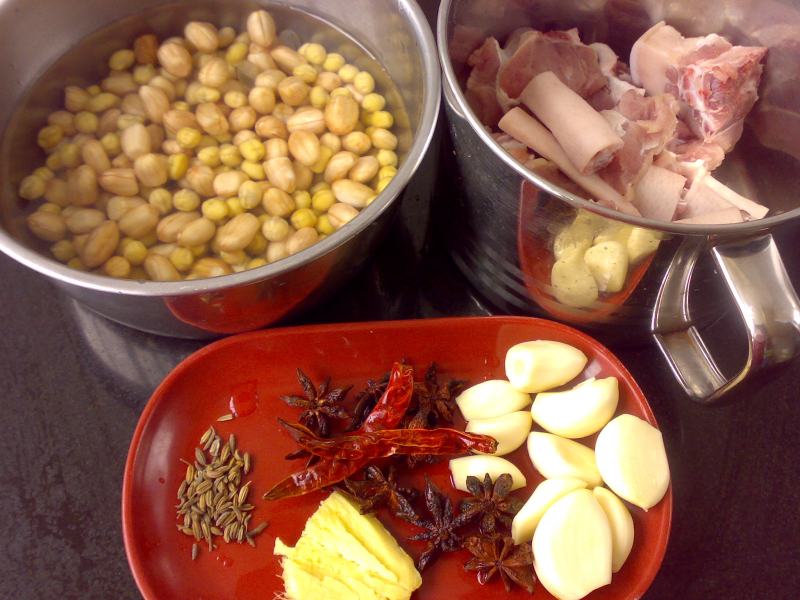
(0, 0), (441, 297)
(436, 0), (798, 237)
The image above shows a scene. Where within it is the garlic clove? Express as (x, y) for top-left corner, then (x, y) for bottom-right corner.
(465, 411), (532, 456)
(505, 340), (587, 393)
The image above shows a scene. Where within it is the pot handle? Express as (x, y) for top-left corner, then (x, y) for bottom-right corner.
(652, 234), (800, 403)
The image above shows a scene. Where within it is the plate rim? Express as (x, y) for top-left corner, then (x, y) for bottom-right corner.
(122, 315), (673, 600)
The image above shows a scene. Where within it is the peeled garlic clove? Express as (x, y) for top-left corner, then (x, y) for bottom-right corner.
(511, 478), (587, 544)
(505, 340), (587, 393)
(593, 223), (633, 246)
(553, 221), (594, 261)
(455, 380), (531, 420)
(584, 240), (629, 294)
(627, 227), (661, 264)
(448, 455), (527, 492)
(595, 414), (670, 510)
(551, 251), (599, 308)
(592, 487), (634, 573)
(533, 489), (613, 600)
(531, 377), (619, 439)
(527, 432), (602, 487)
(465, 411), (532, 456)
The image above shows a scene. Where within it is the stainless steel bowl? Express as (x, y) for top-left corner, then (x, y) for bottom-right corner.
(439, 0), (800, 401)
(0, 0), (440, 338)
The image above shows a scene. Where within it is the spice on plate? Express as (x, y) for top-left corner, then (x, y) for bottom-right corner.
(348, 372), (390, 431)
(404, 363), (465, 429)
(280, 368), (352, 437)
(458, 473), (524, 535)
(463, 535), (536, 593)
(343, 464), (417, 519)
(175, 425), (267, 558)
(402, 477), (470, 571)
(263, 423), (496, 500)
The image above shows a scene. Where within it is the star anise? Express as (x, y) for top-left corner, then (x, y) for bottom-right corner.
(459, 473), (524, 535)
(343, 464), (417, 519)
(463, 535), (536, 593)
(404, 477), (470, 571)
(404, 363), (466, 429)
(348, 372), (390, 431)
(280, 369), (351, 438)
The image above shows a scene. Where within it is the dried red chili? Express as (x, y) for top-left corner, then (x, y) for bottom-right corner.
(357, 362), (414, 433)
(263, 424), (497, 500)
(279, 419), (496, 461)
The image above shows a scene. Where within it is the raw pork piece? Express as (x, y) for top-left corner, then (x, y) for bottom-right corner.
(498, 107), (639, 216)
(616, 90), (679, 154)
(630, 22), (732, 97)
(682, 172), (768, 220)
(498, 29), (608, 100)
(591, 42), (643, 105)
(595, 90), (679, 195)
(666, 137), (726, 170)
(630, 21), (766, 147)
(520, 71), (624, 174)
(450, 24), (487, 64)
(632, 165), (686, 221)
(598, 121), (650, 194)
(679, 45), (767, 145)
(465, 37), (507, 127)
(492, 132), (532, 162)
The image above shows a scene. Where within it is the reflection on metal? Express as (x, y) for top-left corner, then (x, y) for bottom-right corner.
(654, 235), (800, 402)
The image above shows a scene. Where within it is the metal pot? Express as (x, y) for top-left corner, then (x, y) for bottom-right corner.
(438, 0), (800, 402)
(0, 0), (439, 338)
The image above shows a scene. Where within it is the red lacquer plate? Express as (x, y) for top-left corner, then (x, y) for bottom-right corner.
(123, 316), (672, 600)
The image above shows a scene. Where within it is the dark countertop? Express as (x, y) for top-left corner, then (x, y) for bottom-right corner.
(2, 125), (800, 599)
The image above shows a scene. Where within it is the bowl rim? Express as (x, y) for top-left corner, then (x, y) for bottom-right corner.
(436, 0), (800, 236)
(0, 0), (441, 297)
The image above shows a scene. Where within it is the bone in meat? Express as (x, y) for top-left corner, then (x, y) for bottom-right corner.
(520, 71), (624, 174)
(678, 45), (767, 144)
(498, 107), (639, 215)
(630, 22), (732, 97)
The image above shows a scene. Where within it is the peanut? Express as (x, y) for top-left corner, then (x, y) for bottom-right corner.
(264, 157), (296, 193)
(68, 165), (99, 207)
(106, 196), (146, 220)
(332, 179), (375, 208)
(99, 168), (139, 196)
(288, 131), (321, 167)
(119, 203), (160, 238)
(81, 220), (120, 268)
(27, 211), (67, 242)
(216, 212), (260, 252)
(65, 208), (105, 234)
(144, 253), (181, 281)
(324, 94), (359, 135)
(324, 151), (358, 183)
(247, 10), (276, 47)
(157, 211), (200, 242)
(286, 227), (318, 255)
(177, 217), (216, 247)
